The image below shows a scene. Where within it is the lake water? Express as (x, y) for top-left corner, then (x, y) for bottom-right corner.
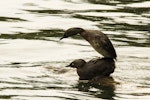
(0, 0), (150, 100)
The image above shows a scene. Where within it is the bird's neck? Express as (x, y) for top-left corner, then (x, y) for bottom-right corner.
(80, 31), (90, 41)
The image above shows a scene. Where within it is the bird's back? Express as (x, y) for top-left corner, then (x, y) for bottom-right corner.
(80, 30), (117, 59)
(87, 58), (115, 76)
(78, 58), (115, 80)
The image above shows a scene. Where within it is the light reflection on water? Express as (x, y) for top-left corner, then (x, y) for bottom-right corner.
(0, 0), (150, 100)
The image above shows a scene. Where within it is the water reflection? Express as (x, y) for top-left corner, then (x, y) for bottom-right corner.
(25, 9), (72, 14)
(0, 29), (64, 40)
(0, 0), (150, 100)
(80, 0), (119, 5)
(0, 17), (27, 22)
(84, 0), (150, 4)
(76, 77), (116, 100)
(0, 0), (149, 46)
(0, 29), (149, 47)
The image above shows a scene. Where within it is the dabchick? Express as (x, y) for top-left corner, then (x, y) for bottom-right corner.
(60, 27), (117, 59)
(66, 58), (115, 80)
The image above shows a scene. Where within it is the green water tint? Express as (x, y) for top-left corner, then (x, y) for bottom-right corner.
(0, 29), (149, 47)
(0, 0), (150, 100)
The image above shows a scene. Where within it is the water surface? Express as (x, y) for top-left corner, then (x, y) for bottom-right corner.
(0, 0), (150, 100)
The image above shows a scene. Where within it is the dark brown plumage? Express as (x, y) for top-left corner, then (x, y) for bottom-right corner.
(66, 58), (115, 80)
(60, 27), (117, 59)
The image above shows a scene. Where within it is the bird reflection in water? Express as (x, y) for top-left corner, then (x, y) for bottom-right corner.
(75, 77), (117, 100)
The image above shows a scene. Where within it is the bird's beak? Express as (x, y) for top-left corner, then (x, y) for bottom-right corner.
(59, 37), (63, 40)
(59, 37), (64, 41)
(66, 65), (71, 67)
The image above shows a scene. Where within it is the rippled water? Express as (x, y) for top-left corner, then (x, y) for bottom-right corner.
(0, 0), (150, 100)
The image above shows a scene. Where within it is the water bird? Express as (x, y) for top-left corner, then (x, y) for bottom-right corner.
(66, 58), (115, 80)
(60, 27), (117, 59)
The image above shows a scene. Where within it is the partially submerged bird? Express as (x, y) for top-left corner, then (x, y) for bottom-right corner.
(60, 27), (117, 59)
(66, 58), (115, 80)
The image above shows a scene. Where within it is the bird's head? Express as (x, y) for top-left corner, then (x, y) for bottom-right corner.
(66, 59), (86, 68)
(60, 27), (85, 40)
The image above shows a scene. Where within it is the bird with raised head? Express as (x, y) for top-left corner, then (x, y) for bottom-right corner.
(60, 27), (117, 59)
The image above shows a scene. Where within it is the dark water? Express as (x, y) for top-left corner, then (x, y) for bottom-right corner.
(0, 0), (150, 100)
